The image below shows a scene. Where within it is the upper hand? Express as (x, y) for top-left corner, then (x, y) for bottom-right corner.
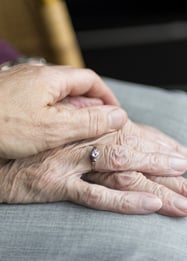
(0, 64), (127, 158)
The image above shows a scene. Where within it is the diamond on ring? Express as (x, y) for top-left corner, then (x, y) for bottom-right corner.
(90, 147), (99, 171)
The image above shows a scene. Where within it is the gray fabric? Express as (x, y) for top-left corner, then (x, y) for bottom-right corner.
(1, 78), (187, 261)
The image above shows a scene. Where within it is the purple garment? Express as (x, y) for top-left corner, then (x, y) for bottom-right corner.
(0, 40), (21, 64)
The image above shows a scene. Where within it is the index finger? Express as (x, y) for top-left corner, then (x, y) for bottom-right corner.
(47, 66), (120, 106)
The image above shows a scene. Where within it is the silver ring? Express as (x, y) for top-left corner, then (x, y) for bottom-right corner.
(90, 146), (99, 171)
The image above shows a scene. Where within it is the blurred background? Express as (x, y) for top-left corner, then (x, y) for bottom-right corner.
(1, 0), (187, 90)
(66, 0), (187, 90)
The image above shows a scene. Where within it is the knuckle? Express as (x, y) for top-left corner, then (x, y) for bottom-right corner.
(87, 108), (107, 136)
(124, 135), (138, 149)
(109, 146), (130, 170)
(149, 153), (162, 170)
(126, 172), (146, 190)
(113, 171), (146, 190)
(150, 182), (166, 198)
(112, 172), (132, 190)
(84, 68), (98, 79)
(112, 172), (125, 189)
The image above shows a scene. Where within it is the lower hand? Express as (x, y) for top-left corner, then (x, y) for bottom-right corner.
(0, 144), (162, 215)
(82, 116), (187, 216)
(1, 117), (187, 216)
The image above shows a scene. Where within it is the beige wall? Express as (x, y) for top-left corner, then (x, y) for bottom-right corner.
(0, 0), (84, 67)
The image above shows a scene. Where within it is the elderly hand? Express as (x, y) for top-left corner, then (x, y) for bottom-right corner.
(82, 118), (187, 216)
(1, 100), (187, 216)
(0, 64), (127, 158)
(68, 97), (187, 216)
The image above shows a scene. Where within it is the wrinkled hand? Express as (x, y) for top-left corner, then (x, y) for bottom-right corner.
(0, 143), (162, 216)
(69, 97), (187, 216)
(0, 64), (127, 158)
(83, 119), (187, 216)
(1, 100), (187, 216)
(60, 96), (187, 176)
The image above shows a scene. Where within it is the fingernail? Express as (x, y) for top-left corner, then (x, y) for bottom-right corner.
(142, 196), (162, 212)
(108, 107), (127, 129)
(174, 197), (187, 212)
(169, 157), (187, 171)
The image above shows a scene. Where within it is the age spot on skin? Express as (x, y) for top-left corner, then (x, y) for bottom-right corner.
(3, 116), (10, 123)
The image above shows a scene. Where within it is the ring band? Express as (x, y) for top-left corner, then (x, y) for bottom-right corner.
(90, 146), (99, 171)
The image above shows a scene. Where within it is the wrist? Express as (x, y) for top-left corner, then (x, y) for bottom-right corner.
(0, 56), (47, 71)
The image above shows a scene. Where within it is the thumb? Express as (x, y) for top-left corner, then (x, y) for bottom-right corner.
(65, 105), (128, 142)
(46, 105), (128, 146)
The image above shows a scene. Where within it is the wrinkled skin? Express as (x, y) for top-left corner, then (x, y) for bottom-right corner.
(1, 97), (187, 217)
